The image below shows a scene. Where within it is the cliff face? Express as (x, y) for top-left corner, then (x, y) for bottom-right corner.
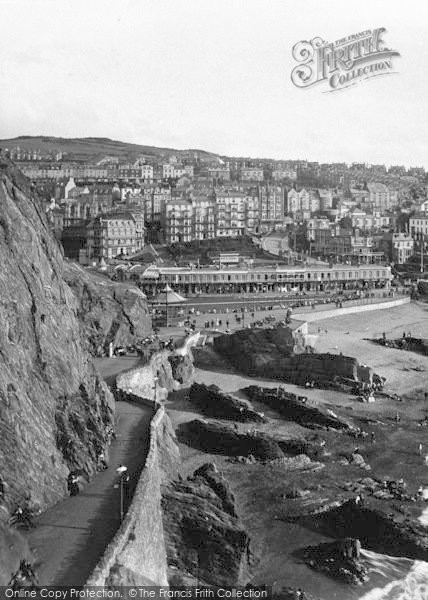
(63, 262), (152, 356)
(0, 159), (114, 515)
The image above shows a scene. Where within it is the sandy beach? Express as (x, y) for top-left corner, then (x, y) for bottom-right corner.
(166, 301), (428, 600)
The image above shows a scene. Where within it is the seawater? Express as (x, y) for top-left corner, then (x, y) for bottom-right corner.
(359, 550), (428, 600)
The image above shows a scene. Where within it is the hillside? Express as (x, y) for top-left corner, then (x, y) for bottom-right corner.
(0, 136), (219, 163)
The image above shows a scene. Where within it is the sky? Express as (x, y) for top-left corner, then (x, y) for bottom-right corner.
(0, 0), (427, 167)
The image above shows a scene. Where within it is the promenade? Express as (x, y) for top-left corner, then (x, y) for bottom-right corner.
(26, 362), (153, 585)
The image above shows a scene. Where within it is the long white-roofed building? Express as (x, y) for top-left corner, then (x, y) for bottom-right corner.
(138, 263), (392, 296)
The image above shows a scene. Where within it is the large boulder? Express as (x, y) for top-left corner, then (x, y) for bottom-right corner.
(213, 329), (378, 389)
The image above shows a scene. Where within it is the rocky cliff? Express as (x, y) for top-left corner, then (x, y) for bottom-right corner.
(0, 158), (114, 520)
(63, 262), (152, 356)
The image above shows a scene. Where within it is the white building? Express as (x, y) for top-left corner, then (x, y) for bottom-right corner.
(367, 182), (398, 211)
(241, 168), (264, 182)
(410, 213), (428, 239)
(391, 233), (414, 264)
(215, 191), (246, 237)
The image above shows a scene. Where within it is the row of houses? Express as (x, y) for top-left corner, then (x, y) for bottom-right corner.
(287, 183), (399, 215)
(51, 184), (287, 260)
(308, 225), (414, 265)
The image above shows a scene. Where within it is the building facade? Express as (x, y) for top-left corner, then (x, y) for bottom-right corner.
(139, 263), (392, 296)
(86, 212), (142, 260)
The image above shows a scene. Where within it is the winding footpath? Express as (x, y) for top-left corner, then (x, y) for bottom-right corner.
(26, 359), (152, 586)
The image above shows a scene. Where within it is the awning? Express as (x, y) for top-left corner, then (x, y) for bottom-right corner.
(141, 265), (160, 279)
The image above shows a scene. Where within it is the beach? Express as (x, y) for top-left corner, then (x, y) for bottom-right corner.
(167, 301), (428, 600)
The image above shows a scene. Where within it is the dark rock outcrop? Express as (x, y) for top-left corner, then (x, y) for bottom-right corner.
(188, 383), (266, 422)
(63, 261), (152, 356)
(244, 386), (351, 431)
(168, 354), (194, 386)
(214, 329), (378, 389)
(177, 419), (284, 461)
(214, 327), (306, 364)
(306, 500), (428, 562)
(0, 158), (114, 514)
(369, 335), (428, 356)
(301, 538), (368, 585)
(277, 439), (321, 459)
(162, 463), (250, 586)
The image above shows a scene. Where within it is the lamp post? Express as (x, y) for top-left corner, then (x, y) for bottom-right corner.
(116, 465), (128, 522)
(153, 376), (159, 407)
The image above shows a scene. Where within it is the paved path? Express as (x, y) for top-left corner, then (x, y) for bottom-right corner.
(94, 355), (142, 384)
(27, 362), (153, 585)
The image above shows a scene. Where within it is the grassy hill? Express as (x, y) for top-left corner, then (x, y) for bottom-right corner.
(0, 135), (219, 163)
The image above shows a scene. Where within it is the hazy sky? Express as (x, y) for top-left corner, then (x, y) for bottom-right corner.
(0, 0), (427, 166)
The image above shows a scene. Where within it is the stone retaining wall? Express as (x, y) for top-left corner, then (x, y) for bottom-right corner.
(293, 296), (410, 323)
(86, 341), (194, 586)
(86, 396), (169, 586)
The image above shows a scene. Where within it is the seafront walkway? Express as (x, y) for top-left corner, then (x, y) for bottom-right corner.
(26, 359), (152, 586)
